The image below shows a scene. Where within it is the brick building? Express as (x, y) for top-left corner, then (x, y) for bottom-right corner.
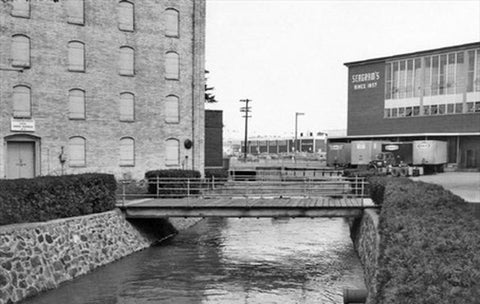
(0, 0), (205, 179)
(335, 42), (480, 169)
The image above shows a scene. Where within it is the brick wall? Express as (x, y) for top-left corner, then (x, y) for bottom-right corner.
(0, 0), (205, 180)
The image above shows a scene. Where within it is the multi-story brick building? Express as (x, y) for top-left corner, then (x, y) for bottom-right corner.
(335, 42), (480, 169)
(0, 0), (205, 179)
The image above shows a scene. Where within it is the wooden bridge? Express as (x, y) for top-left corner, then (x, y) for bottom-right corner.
(119, 197), (377, 219)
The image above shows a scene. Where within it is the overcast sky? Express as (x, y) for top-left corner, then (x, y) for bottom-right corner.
(205, 0), (480, 139)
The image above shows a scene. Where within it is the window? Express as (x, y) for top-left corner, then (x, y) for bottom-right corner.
(68, 41), (85, 71)
(423, 105), (430, 116)
(391, 108), (398, 117)
(11, 0), (30, 18)
(69, 89), (85, 119)
(447, 103), (455, 114)
(384, 108), (391, 118)
(413, 106), (420, 116)
(431, 105), (438, 115)
(165, 138), (179, 166)
(120, 92), (134, 121)
(69, 137), (86, 167)
(120, 137), (135, 166)
(13, 85), (31, 118)
(466, 102), (475, 113)
(385, 63), (392, 99)
(118, 1), (134, 31)
(165, 52), (179, 79)
(11, 35), (30, 67)
(165, 9), (179, 37)
(119, 46), (134, 75)
(165, 95), (179, 123)
(438, 104), (445, 115)
(67, 0), (84, 25)
(455, 103), (463, 114)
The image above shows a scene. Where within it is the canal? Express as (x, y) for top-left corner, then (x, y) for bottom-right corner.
(21, 217), (365, 304)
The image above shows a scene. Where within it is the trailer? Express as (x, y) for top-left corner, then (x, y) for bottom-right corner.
(351, 141), (384, 166)
(326, 143), (351, 167)
(370, 140), (447, 176)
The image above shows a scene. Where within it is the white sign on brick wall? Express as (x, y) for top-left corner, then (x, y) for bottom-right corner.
(11, 119), (35, 132)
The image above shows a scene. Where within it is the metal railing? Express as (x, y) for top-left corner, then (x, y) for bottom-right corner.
(117, 176), (368, 204)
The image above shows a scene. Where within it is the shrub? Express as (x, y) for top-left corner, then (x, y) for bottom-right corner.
(375, 178), (480, 303)
(0, 174), (116, 225)
(204, 168), (229, 180)
(145, 169), (201, 197)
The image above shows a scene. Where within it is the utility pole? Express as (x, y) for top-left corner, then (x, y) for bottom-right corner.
(240, 99), (252, 161)
(295, 112), (304, 153)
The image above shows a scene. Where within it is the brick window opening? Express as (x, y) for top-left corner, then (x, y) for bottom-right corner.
(11, 35), (30, 68)
(13, 85), (31, 118)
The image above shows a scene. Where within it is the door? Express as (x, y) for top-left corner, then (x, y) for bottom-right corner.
(466, 149), (476, 168)
(7, 142), (35, 178)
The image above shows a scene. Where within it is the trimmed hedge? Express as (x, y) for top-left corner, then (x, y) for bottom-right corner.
(204, 168), (229, 180)
(0, 174), (117, 225)
(372, 177), (480, 303)
(145, 170), (201, 197)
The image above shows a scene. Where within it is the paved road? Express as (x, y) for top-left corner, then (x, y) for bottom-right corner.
(411, 172), (480, 203)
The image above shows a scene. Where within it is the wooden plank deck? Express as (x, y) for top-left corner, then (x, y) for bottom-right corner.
(119, 197), (378, 218)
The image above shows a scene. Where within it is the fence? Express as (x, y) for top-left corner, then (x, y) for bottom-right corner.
(117, 176), (368, 204)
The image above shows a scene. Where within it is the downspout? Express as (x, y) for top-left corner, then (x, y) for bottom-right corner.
(191, 0), (196, 171)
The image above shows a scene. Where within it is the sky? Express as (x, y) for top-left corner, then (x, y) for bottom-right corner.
(204, 0), (480, 140)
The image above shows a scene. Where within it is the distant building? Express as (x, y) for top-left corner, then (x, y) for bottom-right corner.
(336, 42), (480, 169)
(237, 132), (327, 156)
(0, 0), (206, 179)
(205, 110), (223, 168)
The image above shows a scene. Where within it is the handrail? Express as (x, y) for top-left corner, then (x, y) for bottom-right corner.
(117, 177), (369, 202)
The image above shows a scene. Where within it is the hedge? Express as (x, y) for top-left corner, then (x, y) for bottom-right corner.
(0, 174), (117, 225)
(372, 177), (480, 303)
(145, 169), (201, 197)
(204, 168), (229, 180)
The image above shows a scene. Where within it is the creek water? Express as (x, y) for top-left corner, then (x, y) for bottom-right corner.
(21, 217), (365, 304)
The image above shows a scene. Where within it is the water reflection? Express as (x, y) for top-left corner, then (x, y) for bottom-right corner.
(21, 218), (364, 304)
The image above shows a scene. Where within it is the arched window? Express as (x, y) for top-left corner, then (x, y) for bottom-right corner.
(165, 52), (179, 80)
(165, 95), (179, 123)
(13, 85), (31, 118)
(69, 89), (85, 119)
(165, 9), (179, 37)
(11, 0), (30, 18)
(68, 41), (85, 71)
(69, 137), (86, 167)
(67, 0), (84, 25)
(118, 1), (134, 31)
(119, 46), (134, 75)
(165, 138), (179, 166)
(120, 92), (135, 121)
(11, 35), (30, 67)
(120, 137), (135, 166)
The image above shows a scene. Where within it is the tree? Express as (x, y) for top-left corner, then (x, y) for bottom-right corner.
(205, 70), (218, 103)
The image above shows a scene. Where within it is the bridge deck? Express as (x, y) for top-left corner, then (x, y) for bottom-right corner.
(120, 197), (377, 218)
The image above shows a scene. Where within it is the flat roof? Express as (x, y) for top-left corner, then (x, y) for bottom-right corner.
(328, 132), (480, 140)
(344, 42), (480, 67)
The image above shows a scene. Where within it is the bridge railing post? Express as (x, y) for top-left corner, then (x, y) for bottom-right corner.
(156, 176), (160, 198)
(187, 178), (191, 197)
(122, 181), (126, 207)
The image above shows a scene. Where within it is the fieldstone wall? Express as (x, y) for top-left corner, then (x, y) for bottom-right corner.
(0, 210), (201, 304)
(350, 209), (380, 304)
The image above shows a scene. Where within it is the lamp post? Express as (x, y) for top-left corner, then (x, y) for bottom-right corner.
(294, 112), (304, 153)
(240, 99), (252, 160)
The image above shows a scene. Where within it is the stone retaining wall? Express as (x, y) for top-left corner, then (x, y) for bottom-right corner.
(0, 210), (201, 304)
(350, 209), (380, 304)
